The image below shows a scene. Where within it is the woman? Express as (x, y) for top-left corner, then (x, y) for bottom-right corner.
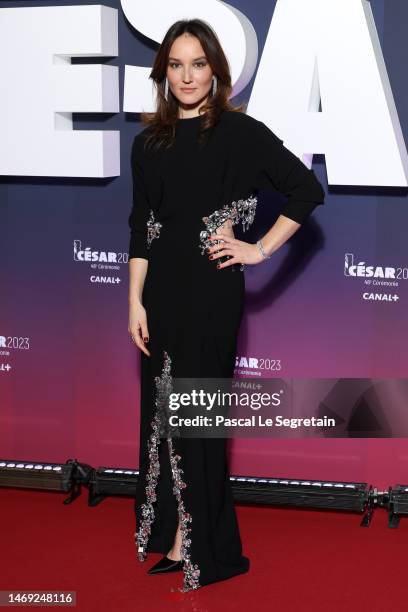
(128, 19), (325, 592)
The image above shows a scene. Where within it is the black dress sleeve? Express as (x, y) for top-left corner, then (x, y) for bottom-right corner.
(253, 120), (325, 224)
(128, 135), (150, 261)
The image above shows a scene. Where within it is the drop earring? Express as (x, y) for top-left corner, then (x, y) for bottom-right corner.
(211, 75), (218, 96)
(164, 77), (169, 101)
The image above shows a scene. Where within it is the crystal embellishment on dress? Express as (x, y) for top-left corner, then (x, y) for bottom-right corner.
(146, 209), (162, 248)
(167, 437), (201, 592)
(135, 350), (171, 561)
(135, 350), (201, 592)
(199, 194), (258, 271)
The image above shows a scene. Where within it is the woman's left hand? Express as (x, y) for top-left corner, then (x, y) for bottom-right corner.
(207, 232), (266, 269)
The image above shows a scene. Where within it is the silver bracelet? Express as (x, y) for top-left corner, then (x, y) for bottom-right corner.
(257, 239), (271, 260)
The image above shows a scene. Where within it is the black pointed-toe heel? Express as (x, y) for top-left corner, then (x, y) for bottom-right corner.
(147, 555), (184, 574)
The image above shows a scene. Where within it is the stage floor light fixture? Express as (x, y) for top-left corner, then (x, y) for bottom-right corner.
(0, 459), (73, 492)
(388, 485), (408, 528)
(90, 467), (139, 505)
(0, 459), (379, 526)
(230, 475), (375, 525)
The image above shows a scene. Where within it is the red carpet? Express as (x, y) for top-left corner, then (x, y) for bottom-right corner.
(0, 487), (406, 611)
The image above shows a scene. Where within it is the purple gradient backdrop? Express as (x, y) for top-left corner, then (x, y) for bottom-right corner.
(1, 0), (408, 489)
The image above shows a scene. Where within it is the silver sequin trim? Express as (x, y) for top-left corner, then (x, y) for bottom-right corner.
(199, 194), (258, 271)
(167, 436), (201, 592)
(146, 209), (162, 248)
(136, 350), (201, 592)
(135, 352), (167, 561)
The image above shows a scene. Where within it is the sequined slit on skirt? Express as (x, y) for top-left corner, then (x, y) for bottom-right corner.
(135, 351), (200, 592)
(134, 195), (255, 591)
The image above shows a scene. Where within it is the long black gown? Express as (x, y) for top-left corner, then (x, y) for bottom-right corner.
(128, 109), (325, 592)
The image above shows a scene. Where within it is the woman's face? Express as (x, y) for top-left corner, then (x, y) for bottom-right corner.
(166, 33), (214, 112)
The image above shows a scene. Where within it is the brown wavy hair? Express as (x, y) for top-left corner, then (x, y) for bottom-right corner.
(141, 18), (245, 151)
